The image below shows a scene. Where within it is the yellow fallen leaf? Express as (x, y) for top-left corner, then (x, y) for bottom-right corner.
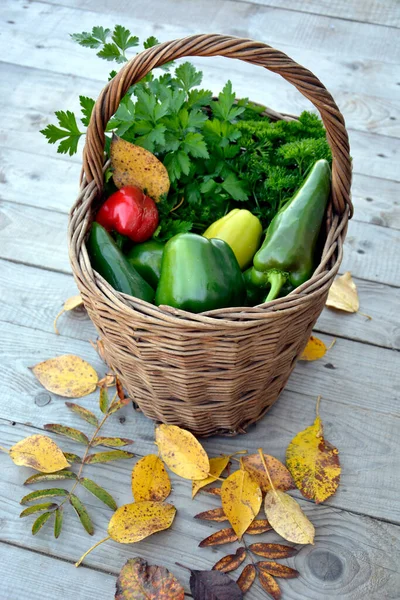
(9, 434), (70, 473)
(111, 135), (170, 202)
(221, 469), (262, 540)
(32, 355), (98, 398)
(54, 295), (84, 335)
(108, 501), (176, 543)
(286, 399), (341, 503)
(299, 336), (336, 361)
(132, 454), (171, 502)
(155, 425), (209, 480)
(192, 455), (231, 498)
(263, 489), (315, 545)
(326, 271), (359, 313)
(241, 453), (295, 494)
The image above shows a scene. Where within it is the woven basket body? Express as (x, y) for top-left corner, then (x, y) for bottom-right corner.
(68, 34), (352, 436)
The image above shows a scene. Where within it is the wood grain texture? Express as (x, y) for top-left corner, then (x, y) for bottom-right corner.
(1, 420), (400, 599)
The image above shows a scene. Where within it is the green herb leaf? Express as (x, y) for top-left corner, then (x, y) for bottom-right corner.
(24, 471), (77, 485)
(221, 172), (249, 201)
(97, 42), (126, 63)
(80, 478), (118, 510)
(183, 132), (209, 159)
(70, 494), (94, 535)
(65, 402), (98, 427)
(32, 511), (53, 535)
(40, 110), (82, 156)
(84, 450), (135, 464)
(44, 424), (89, 445)
(175, 62), (202, 93)
(79, 96), (95, 127)
(21, 488), (69, 505)
(187, 88), (213, 109)
(20, 503), (57, 518)
(112, 25), (139, 52)
(70, 27), (110, 48)
(143, 36), (159, 49)
(54, 507), (64, 539)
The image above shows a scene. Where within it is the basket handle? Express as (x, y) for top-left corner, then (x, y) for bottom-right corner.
(83, 34), (352, 217)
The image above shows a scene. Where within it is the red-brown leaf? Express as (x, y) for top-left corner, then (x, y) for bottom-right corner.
(249, 543), (298, 559)
(236, 564), (256, 594)
(258, 561), (299, 579)
(241, 453), (295, 494)
(199, 527), (238, 547)
(258, 570), (281, 600)
(115, 377), (125, 401)
(201, 486), (221, 496)
(194, 507), (227, 522)
(115, 557), (184, 599)
(108, 397), (131, 415)
(246, 519), (272, 535)
(212, 547), (247, 573)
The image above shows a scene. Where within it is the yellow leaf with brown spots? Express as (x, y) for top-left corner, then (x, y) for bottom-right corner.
(155, 424), (209, 480)
(9, 435), (70, 473)
(32, 355), (98, 398)
(221, 470), (262, 540)
(286, 414), (341, 503)
(131, 454), (171, 502)
(326, 271), (359, 312)
(192, 455), (230, 498)
(111, 134), (170, 202)
(108, 501), (176, 544)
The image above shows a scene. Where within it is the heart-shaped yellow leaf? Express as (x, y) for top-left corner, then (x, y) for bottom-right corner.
(9, 435), (70, 473)
(155, 425), (209, 480)
(108, 501), (176, 544)
(326, 271), (359, 312)
(221, 470), (262, 540)
(263, 490), (315, 545)
(132, 454), (171, 502)
(32, 355), (98, 398)
(192, 455), (231, 498)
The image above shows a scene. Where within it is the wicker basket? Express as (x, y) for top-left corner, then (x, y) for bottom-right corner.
(68, 34), (352, 437)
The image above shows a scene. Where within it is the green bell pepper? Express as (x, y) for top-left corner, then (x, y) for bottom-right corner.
(126, 240), (164, 288)
(87, 222), (155, 303)
(251, 159), (331, 302)
(155, 233), (246, 313)
(203, 208), (263, 269)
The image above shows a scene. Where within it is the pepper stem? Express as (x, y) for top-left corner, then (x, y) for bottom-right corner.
(264, 272), (287, 302)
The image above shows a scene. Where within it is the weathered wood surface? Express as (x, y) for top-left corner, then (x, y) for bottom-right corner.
(1, 0), (399, 598)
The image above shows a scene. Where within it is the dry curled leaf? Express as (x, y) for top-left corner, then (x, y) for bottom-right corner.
(221, 470), (262, 540)
(326, 271), (359, 313)
(249, 543), (298, 559)
(299, 336), (330, 361)
(194, 507), (227, 522)
(97, 374), (116, 388)
(286, 404), (341, 504)
(258, 570), (281, 600)
(264, 490), (315, 545)
(241, 454), (295, 494)
(236, 564), (256, 594)
(90, 338), (106, 362)
(9, 435), (69, 473)
(199, 527), (238, 547)
(108, 501), (176, 544)
(54, 294), (84, 335)
(115, 557), (185, 600)
(131, 454), (171, 502)
(212, 547), (246, 573)
(258, 562), (299, 579)
(188, 568), (243, 600)
(111, 134), (170, 202)
(155, 424), (209, 480)
(32, 355), (98, 398)
(192, 455), (230, 498)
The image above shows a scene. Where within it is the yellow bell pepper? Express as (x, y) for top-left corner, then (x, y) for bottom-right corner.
(203, 209), (263, 269)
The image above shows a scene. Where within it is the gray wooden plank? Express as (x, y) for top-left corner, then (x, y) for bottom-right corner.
(0, 541), (117, 600)
(2, 258), (399, 350)
(1, 200), (399, 286)
(1, 420), (400, 600)
(231, 0), (400, 28)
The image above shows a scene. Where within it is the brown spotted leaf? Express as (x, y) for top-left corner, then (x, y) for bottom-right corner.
(9, 435), (69, 473)
(258, 562), (299, 579)
(70, 494), (94, 535)
(108, 501), (176, 544)
(194, 507), (227, 522)
(221, 470), (262, 539)
(44, 424), (89, 445)
(212, 547), (247, 573)
(63, 452), (82, 464)
(84, 450), (135, 464)
(24, 470), (77, 485)
(237, 564), (256, 594)
(249, 543), (298, 559)
(155, 424), (209, 480)
(92, 436), (134, 448)
(108, 398), (131, 415)
(115, 557), (184, 600)
(32, 355), (98, 397)
(258, 570), (281, 600)
(115, 377), (125, 401)
(131, 454), (171, 502)
(241, 454), (295, 494)
(199, 527), (238, 547)
(202, 487), (221, 496)
(246, 519), (272, 535)
(20, 488), (69, 505)
(188, 569), (243, 600)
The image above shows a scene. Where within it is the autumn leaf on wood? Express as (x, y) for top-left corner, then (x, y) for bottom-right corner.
(108, 398), (131, 415)
(187, 568), (243, 600)
(258, 570), (281, 600)
(80, 478), (118, 510)
(20, 503), (58, 518)
(115, 377), (125, 401)
(32, 511), (53, 535)
(249, 543), (298, 559)
(90, 338), (106, 362)
(199, 527), (238, 547)
(108, 501), (176, 544)
(65, 402), (99, 427)
(99, 384), (109, 414)
(192, 455), (230, 498)
(24, 470), (77, 485)
(131, 454), (171, 502)
(221, 469), (262, 539)
(155, 424), (209, 480)
(299, 336), (335, 361)
(286, 400), (341, 503)
(44, 424), (89, 445)
(8, 435), (70, 473)
(194, 507), (227, 522)
(258, 561), (299, 579)
(70, 494), (94, 535)
(31, 355), (98, 397)
(97, 374), (115, 388)
(326, 271), (359, 313)
(202, 487), (221, 496)
(54, 506), (63, 539)
(20, 488), (69, 505)
(63, 452), (82, 464)
(84, 450), (135, 464)
(53, 294), (84, 335)
(212, 547), (247, 573)
(115, 557), (185, 600)
(92, 436), (134, 448)
(236, 564), (256, 594)
(241, 453), (295, 494)
(246, 519), (272, 535)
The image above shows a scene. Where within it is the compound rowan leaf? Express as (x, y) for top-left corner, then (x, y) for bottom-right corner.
(286, 412), (341, 503)
(54, 506), (64, 538)
(131, 454), (171, 502)
(249, 543), (298, 559)
(192, 455), (230, 498)
(258, 562), (299, 579)
(9, 435), (69, 473)
(54, 295), (84, 334)
(258, 570), (281, 600)
(115, 557), (185, 600)
(20, 503), (57, 518)
(99, 385), (109, 414)
(32, 511), (53, 535)
(108, 398), (131, 414)
(189, 569), (243, 600)
(264, 490), (315, 545)
(24, 470), (77, 485)
(21, 488), (69, 505)
(65, 402), (98, 427)
(326, 271), (359, 312)
(212, 547), (246, 573)
(221, 470), (262, 539)
(32, 355), (98, 397)
(108, 501), (176, 543)
(155, 424), (209, 480)
(44, 424), (89, 445)
(80, 477), (118, 510)
(84, 450), (135, 464)
(111, 134), (170, 202)
(241, 454), (295, 494)
(199, 527), (238, 547)
(299, 336), (328, 361)
(194, 507), (227, 522)
(236, 564), (256, 594)
(70, 494), (94, 535)
(63, 452), (82, 464)
(93, 436), (134, 448)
